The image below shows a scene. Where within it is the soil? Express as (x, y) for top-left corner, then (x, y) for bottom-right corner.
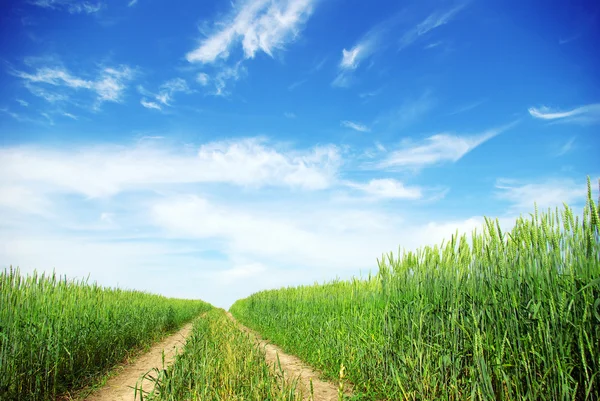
(83, 322), (194, 401)
(227, 312), (351, 401)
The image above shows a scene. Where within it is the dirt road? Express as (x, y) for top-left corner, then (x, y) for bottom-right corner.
(84, 322), (194, 401)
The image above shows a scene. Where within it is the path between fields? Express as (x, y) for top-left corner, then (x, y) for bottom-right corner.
(84, 321), (194, 401)
(227, 312), (351, 401)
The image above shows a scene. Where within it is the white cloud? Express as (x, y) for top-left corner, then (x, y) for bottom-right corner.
(284, 112), (296, 118)
(196, 73), (210, 86)
(62, 112), (78, 120)
(185, 0), (315, 95)
(424, 41), (443, 49)
(157, 78), (190, 105)
(399, 4), (466, 49)
(16, 99), (29, 107)
(346, 179), (422, 199)
(213, 62), (246, 96)
(141, 99), (161, 110)
(137, 78), (190, 107)
(23, 82), (69, 103)
(379, 123), (515, 169)
(0, 138), (340, 198)
(332, 18), (392, 88)
(340, 46), (363, 70)
(186, 0), (315, 64)
(495, 178), (590, 211)
(13, 65), (134, 107)
(31, 0), (104, 14)
(128, 0), (138, 6)
(528, 104), (600, 124)
(341, 120), (371, 133)
(41, 112), (54, 125)
(359, 88), (383, 99)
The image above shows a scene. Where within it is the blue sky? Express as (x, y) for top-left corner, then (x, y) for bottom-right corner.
(1, 0), (598, 308)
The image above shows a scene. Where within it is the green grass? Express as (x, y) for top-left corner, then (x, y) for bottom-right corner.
(139, 308), (303, 401)
(0, 269), (212, 401)
(231, 178), (600, 400)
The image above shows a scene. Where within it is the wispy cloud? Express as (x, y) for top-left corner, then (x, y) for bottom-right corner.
(399, 4), (465, 50)
(213, 62), (246, 96)
(31, 0), (104, 14)
(288, 78), (307, 91)
(284, 112), (296, 119)
(446, 99), (486, 116)
(495, 177), (589, 211)
(375, 90), (436, 130)
(378, 123), (515, 169)
(62, 112), (77, 120)
(287, 57), (326, 90)
(556, 137), (575, 156)
(528, 104), (600, 124)
(185, 0), (315, 95)
(139, 78), (191, 107)
(127, 0), (138, 6)
(16, 99), (29, 107)
(196, 73), (210, 86)
(346, 178), (422, 199)
(557, 137), (576, 156)
(341, 120), (370, 133)
(40, 112), (54, 125)
(140, 99), (161, 110)
(332, 18), (395, 88)
(359, 88), (383, 99)
(13, 64), (134, 108)
(186, 0), (315, 64)
(0, 108), (31, 123)
(158, 78), (190, 103)
(424, 41), (443, 49)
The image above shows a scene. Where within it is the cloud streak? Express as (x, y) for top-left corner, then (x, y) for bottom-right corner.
(13, 65), (134, 108)
(528, 104), (600, 124)
(378, 123), (515, 169)
(31, 0), (104, 14)
(341, 120), (370, 132)
(139, 78), (191, 107)
(346, 178), (422, 199)
(399, 4), (466, 50)
(186, 0), (315, 64)
(332, 16), (398, 88)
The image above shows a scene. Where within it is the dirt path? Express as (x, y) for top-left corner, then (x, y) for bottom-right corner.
(227, 312), (351, 401)
(84, 322), (194, 401)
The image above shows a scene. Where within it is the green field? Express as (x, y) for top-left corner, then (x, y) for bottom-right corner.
(0, 269), (212, 401)
(231, 180), (600, 400)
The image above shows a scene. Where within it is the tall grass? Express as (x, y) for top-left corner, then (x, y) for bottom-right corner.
(140, 308), (303, 401)
(231, 178), (600, 400)
(0, 268), (212, 401)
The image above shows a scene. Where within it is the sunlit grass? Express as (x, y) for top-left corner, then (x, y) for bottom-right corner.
(0, 269), (212, 401)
